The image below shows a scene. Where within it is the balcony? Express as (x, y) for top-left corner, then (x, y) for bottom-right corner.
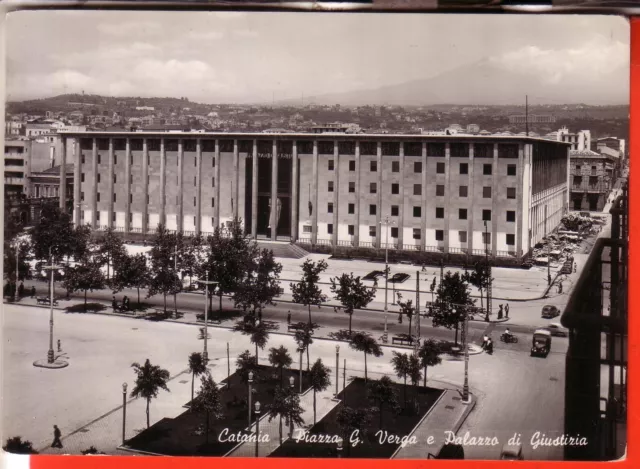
(4, 177), (24, 185)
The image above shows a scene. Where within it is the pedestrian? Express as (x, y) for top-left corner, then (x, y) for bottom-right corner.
(505, 303), (509, 318)
(51, 425), (63, 448)
(486, 338), (493, 355)
(287, 312), (291, 325)
(498, 304), (503, 320)
(482, 334), (489, 350)
(18, 281), (24, 298)
(123, 295), (129, 311)
(112, 296), (118, 311)
(3, 282), (9, 297)
(559, 282), (563, 294)
(57, 339), (61, 352)
(31, 285), (36, 298)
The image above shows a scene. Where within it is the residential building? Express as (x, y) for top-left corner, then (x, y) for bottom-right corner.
(508, 114), (557, 124)
(4, 139), (32, 200)
(569, 149), (616, 211)
(58, 131), (569, 261)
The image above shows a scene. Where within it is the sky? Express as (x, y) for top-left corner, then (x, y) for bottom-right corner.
(5, 12), (630, 104)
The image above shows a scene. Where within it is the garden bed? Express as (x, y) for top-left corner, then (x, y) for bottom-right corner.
(125, 365), (312, 456)
(270, 377), (442, 459)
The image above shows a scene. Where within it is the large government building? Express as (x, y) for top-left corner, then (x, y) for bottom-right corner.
(55, 131), (570, 260)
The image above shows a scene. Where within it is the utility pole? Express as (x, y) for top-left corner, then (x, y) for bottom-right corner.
(484, 220), (492, 322)
(416, 271), (420, 340)
(525, 95), (529, 137)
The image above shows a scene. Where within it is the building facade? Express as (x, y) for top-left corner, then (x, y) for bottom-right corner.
(4, 139), (32, 200)
(58, 132), (569, 260)
(569, 149), (615, 211)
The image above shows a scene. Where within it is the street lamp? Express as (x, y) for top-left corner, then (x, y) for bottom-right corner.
(380, 216), (394, 343)
(198, 272), (217, 363)
(335, 345), (340, 398)
(44, 253), (63, 364)
(254, 401), (261, 457)
(248, 371), (254, 431)
(289, 376), (295, 438)
(459, 307), (471, 404)
(122, 382), (128, 445)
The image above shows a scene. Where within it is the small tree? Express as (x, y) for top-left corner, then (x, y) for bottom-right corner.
(396, 295), (417, 335)
(188, 352), (208, 405)
(30, 204), (82, 263)
(290, 259), (328, 325)
(130, 359), (171, 428)
(293, 322), (319, 370)
(418, 339), (443, 387)
(330, 273), (376, 334)
(349, 332), (382, 383)
(429, 271), (475, 345)
(268, 385), (305, 444)
(407, 355), (422, 411)
(63, 258), (106, 310)
(309, 358), (331, 424)
(236, 349), (258, 383)
(2, 436), (38, 454)
(95, 227), (127, 282)
(391, 351), (410, 407)
(268, 345), (293, 386)
(367, 376), (400, 428)
(233, 316), (274, 364)
(234, 249), (283, 320)
(147, 225), (182, 314)
(191, 372), (224, 446)
(336, 406), (372, 456)
(112, 253), (150, 306)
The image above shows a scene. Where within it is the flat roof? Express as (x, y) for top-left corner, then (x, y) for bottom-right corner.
(57, 130), (571, 145)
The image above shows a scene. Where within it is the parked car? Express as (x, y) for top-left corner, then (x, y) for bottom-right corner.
(543, 322), (568, 337)
(541, 305), (560, 319)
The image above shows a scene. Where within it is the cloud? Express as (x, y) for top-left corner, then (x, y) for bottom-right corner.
(97, 21), (162, 37)
(55, 42), (161, 68)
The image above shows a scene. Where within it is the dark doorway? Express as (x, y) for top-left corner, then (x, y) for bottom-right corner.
(277, 157), (292, 237)
(244, 158), (253, 236)
(589, 195), (599, 212)
(573, 197), (582, 211)
(256, 157), (272, 236)
(257, 195), (271, 236)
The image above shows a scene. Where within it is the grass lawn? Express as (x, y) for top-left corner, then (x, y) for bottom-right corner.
(270, 377), (442, 459)
(125, 365), (311, 456)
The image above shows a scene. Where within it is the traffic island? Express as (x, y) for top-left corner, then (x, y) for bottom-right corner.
(270, 377), (443, 458)
(123, 365), (311, 456)
(33, 358), (69, 369)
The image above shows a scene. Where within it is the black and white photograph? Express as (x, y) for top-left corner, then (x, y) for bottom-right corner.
(2, 11), (629, 461)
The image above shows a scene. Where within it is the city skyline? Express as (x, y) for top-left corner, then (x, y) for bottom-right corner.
(6, 12), (629, 105)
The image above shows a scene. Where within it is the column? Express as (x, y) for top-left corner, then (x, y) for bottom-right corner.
(92, 139), (98, 229)
(73, 138), (81, 226)
(124, 138), (131, 233)
(354, 141), (361, 247)
(311, 140), (319, 245)
(291, 140), (298, 242)
(195, 139), (202, 234)
(160, 139), (166, 226)
(251, 140), (258, 238)
(177, 139), (184, 232)
(59, 137), (67, 210)
(516, 143), (524, 257)
(398, 143), (405, 248)
(376, 142), (382, 249)
(271, 140), (278, 240)
(444, 143), (451, 253)
(142, 139), (149, 234)
(491, 144), (499, 256)
(468, 144), (475, 254)
(107, 138), (114, 229)
(233, 140), (240, 220)
(215, 140), (221, 228)
(332, 141), (339, 247)
(420, 142), (427, 250)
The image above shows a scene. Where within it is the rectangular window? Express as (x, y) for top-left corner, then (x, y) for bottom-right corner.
(436, 162), (445, 174)
(507, 164), (516, 176)
(369, 204), (377, 215)
(97, 174), (101, 183)
(391, 205), (399, 216)
(113, 174), (117, 184)
(129, 213), (133, 223)
(349, 160), (356, 171)
(370, 161), (377, 172)
(482, 232), (491, 245)
(328, 181), (334, 192)
(506, 234), (515, 246)
(212, 197), (215, 207)
(348, 225), (355, 236)
(130, 194), (133, 203)
(413, 184), (422, 196)
(349, 181), (355, 193)
(327, 224), (333, 235)
(391, 227), (399, 238)
(211, 217), (215, 226)
(369, 226), (377, 237)
(459, 231), (467, 243)
(212, 157), (216, 167)
(413, 228), (421, 240)
(328, 160), (334, 171)
(212, 177), (215, 187)
(81, 191), (84, 202)
(114, 154), (117, 165)
(194, 176), (197, 186)
(96, 212), (101, 221)
(413, 206), (421, 218)
(436, 207), (444, 218)
(482, 209), (492, 221)
(194, 156), (197, 167)
(97, 192), (101, 202)
(303, 225), (312, 233)
(575, 165), (581, 171)
(460, 163), (468, 175)
(507, 187), (516, 199)
(483, 186), (492, 198)
(81, 173), (85, 183)
(436, 185), (445, 196)
(414, 162), (423, 173)
(81, 154), (85, 164)
(98, 154), (101, 164)
(392, 161), (400, 173)
(506, 211), (516, 222)
(112, 212), (116, 222)
(328, 203), (334, 213)
(459, 185), (468, 197)
(459, 209), (467, 220)
(348, 203), (355, 214)
(370, 182), (377, 194)
(194, 196), (197, 207)
(435, 230), (444, 241)
(483, 164), (492, 175)
(146, 194), (149, 204)
(391, 183), (399, 195)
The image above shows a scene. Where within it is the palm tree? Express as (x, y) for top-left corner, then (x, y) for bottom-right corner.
(268, 345), (293, 386)
(418, 339), (443, 387)
(188, 352), (208, 406)
(367, 376), (400, 428)
(268, 385), (305, 444)
(191, 372), (223, 446)
(348, 332), (382, 382)
(309, 359), (331, 424)
(130, 359), (171, 428)
(391, 351), (410, 408)
(233, 316), (272, 364)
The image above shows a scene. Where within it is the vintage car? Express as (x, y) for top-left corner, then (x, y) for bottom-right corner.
(500, 443), (524, 460)
(544, 322), (569, 337)
(541, 305), (560, 319)
(531, 329), (552, 357)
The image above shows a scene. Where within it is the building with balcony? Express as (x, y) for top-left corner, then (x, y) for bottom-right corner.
(561, 184), (627, 460)
(55, 131), (569, 262)
(569, 149), (616, 211)
(4, 139), (31, 200)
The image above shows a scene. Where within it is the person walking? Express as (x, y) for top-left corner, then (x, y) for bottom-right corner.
(287, 312), (292, 325)
(498, 304), (503, 320)
(51, 425), (63, 448)
(482, 334), (489, 350)
(31, 285), (36, 298)
(18, 282), (24, 298)
(112, 296), (118, 311)
(505, 303), (509, 319)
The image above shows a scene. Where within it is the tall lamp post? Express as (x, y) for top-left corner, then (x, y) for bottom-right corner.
(289, 376), (295, 438)
(458, 307), (471, 404)
(122, 382), (128, 445)
(335, 345), (340, 398)
(248, 371), (254, 431)
(198, 272), (217, 363)
(254, 401), (261, 457)
(44, 254), (63, 364)
(381, 216), (394, 343)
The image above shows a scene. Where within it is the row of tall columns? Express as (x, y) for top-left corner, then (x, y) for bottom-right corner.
(515, 144), (525, 257)
(251, 142), (258, 238)
(59, 138), (67, 211)
(491, 144), (500, 254)
(375, 143), (383, 249)
(73, 139), (81, 226)
(311, 141), (319, 245)
(332, 142), (339, 246)
(195, 140), (202, 234)
(270, 141), (278, 241)
(291, 142), (299, 241)
(420, 142), (427, 251)
(444, 143), (452, 252)
(142, 139), (149, 233)
(354, 142), (361, 246)
(215, 140), (221, 228)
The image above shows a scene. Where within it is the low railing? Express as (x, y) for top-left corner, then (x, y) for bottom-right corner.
(129, 227), (143, 233)
(472, 249), (488, 256)
(381, 242), (399, 250)
(358, 241), (375, 248)
(402, 244), (420, 251)
(496, 250), (517, 258)
(424, 245), (444, 253)
(449, 247), (468, 255)
(298, 237), (312, 244)
(337, 240), (356, 247)
(316, 238), (332, 246)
